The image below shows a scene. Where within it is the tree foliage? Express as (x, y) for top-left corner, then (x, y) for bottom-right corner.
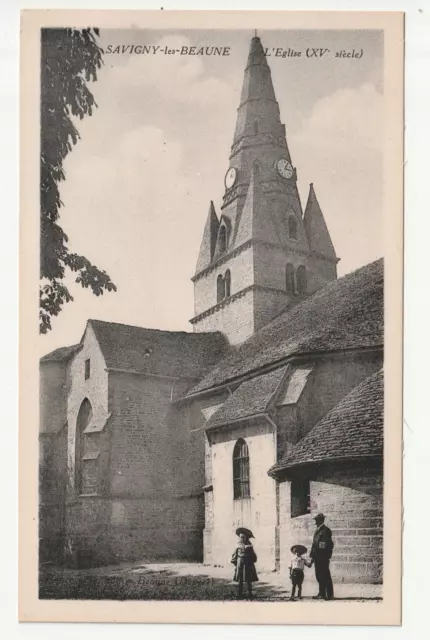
(40, 28), (117, 334)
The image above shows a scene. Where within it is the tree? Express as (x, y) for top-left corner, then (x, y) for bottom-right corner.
(40, 28), (117, 334)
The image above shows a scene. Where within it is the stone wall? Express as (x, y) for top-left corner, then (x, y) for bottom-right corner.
(40, 359), (70, 435)
(193, 288), (256, 345)
(66, 324), (110, 496)
(39, 358), (71, 563)
(39, 429), (68, 563)
(193, 245), (254, 316)
(65, 364), (206, 567)
(205, 419), (278, 571)
(278, 461), (383, 584)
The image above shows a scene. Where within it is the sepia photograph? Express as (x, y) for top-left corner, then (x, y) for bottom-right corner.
(19, 9), (403, 625)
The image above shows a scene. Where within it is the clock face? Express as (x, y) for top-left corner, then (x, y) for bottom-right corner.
(276, 158), (294, 179)
(225, 167), (237, 189)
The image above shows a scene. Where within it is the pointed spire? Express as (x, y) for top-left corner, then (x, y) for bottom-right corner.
(233, 36), (281, 144)
(233, 162), (280, 247)
(303, 184), (337, 261)
(195, 201), (220, 274)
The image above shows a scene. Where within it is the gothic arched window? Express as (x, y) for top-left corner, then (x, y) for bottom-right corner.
(288, 215), (298, 240)
(286, 263), (295, 293)
(254, 120), (259, 134)
(75, 398), (93, 495)
(233, 438), (250, 499)
(297, 265), (307, 294)
(218, 225), (227, 254)
(224, 269), (231, 298)
(217, 274), (224, 303)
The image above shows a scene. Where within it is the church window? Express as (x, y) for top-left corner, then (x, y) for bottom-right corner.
(224, 269), (231, 298)
(218, 225), (227, 254)
(296, 265), (307, 294)
(291, 478), (311, 518)
(288, 216), (298, 240)
(254, 120), (259, 134)
(85, 358), (91, 380)
(233, 438), (250, 499)
(286, 263), (295, 293)
(217, 274), (224, 303)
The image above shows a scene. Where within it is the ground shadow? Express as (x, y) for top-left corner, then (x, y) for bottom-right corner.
(39, 563), (382, 602)
(39, 563), (288, 601)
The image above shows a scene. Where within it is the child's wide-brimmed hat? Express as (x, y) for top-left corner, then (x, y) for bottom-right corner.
(291, 544), (307, 555)
(236, 527), (254, 539)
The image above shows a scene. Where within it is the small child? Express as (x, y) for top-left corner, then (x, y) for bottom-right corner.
(289, 544), (313, 600)
(231, 528), (258, 600)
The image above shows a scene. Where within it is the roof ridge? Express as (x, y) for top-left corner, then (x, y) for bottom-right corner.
(88, 318), (225, 338)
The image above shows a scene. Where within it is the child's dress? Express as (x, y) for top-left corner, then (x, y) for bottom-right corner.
(231, 542), (259, 584)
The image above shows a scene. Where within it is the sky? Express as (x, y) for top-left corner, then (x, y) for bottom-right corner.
(40, 28), (384, 355)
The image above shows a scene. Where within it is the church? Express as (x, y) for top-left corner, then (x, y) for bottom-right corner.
(39, 35), (384, 585)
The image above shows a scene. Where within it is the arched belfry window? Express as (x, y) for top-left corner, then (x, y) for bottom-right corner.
(286, 263), (295, 293)
(75, 398), (93, 495)
(217, 274), (224, 303)
(217, 270), (232, 303)
(218, 225), (227, 254)
(224, 269), (231, 298)
(288, 216), (298, 240)
(297, 265), (307, 294)
(233, 438), (250, 499)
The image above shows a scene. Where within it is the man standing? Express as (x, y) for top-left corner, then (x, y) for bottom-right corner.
(310, 513), (334, 600)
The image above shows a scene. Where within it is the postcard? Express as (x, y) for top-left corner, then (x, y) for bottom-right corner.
(19, 9), (404, 625)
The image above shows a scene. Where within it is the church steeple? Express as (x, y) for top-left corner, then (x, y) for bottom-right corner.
(233, 36), (279, 143)
(195, 201), (219, 273)
(304, 184), (337, 261)
(191, 35), (338, 345)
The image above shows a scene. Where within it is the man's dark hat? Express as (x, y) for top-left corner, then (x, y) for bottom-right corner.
(236, 527), (254, 539)
(291, 544), (307, 555)
(313, 512), (325, 521)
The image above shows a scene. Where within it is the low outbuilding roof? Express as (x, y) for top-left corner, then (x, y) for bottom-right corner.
(205, 366), (288, 430)
(269, 368), (384, 476)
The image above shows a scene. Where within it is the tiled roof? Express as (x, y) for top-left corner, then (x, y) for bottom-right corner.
(269, 369), (384, 476)
(89, 320), (228, 380)
(40, 344), (80, 363)
(188, 259), (383, 395)
(205, 366), (287, 430)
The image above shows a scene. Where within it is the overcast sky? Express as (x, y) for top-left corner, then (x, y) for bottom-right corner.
(40, 28), (384, 355)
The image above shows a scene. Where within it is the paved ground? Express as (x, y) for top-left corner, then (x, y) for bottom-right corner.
(39, 561), (382, 601)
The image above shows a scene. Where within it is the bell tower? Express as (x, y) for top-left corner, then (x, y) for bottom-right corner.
(191, 35), (338, 345)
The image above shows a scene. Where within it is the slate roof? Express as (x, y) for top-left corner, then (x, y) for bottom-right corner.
(188, 258), (384, 395)
(40, 344), (80, 363)
(205, 366), (287, 430)
(89, 320), (228, 380)
(269, 369), (384, 476)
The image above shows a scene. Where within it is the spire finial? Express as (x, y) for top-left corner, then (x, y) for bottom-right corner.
(254, 29), (258, 38)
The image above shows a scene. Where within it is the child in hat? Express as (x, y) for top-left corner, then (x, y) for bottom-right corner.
(289, 544), (313, 600)
(231, 529), (258, 600)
